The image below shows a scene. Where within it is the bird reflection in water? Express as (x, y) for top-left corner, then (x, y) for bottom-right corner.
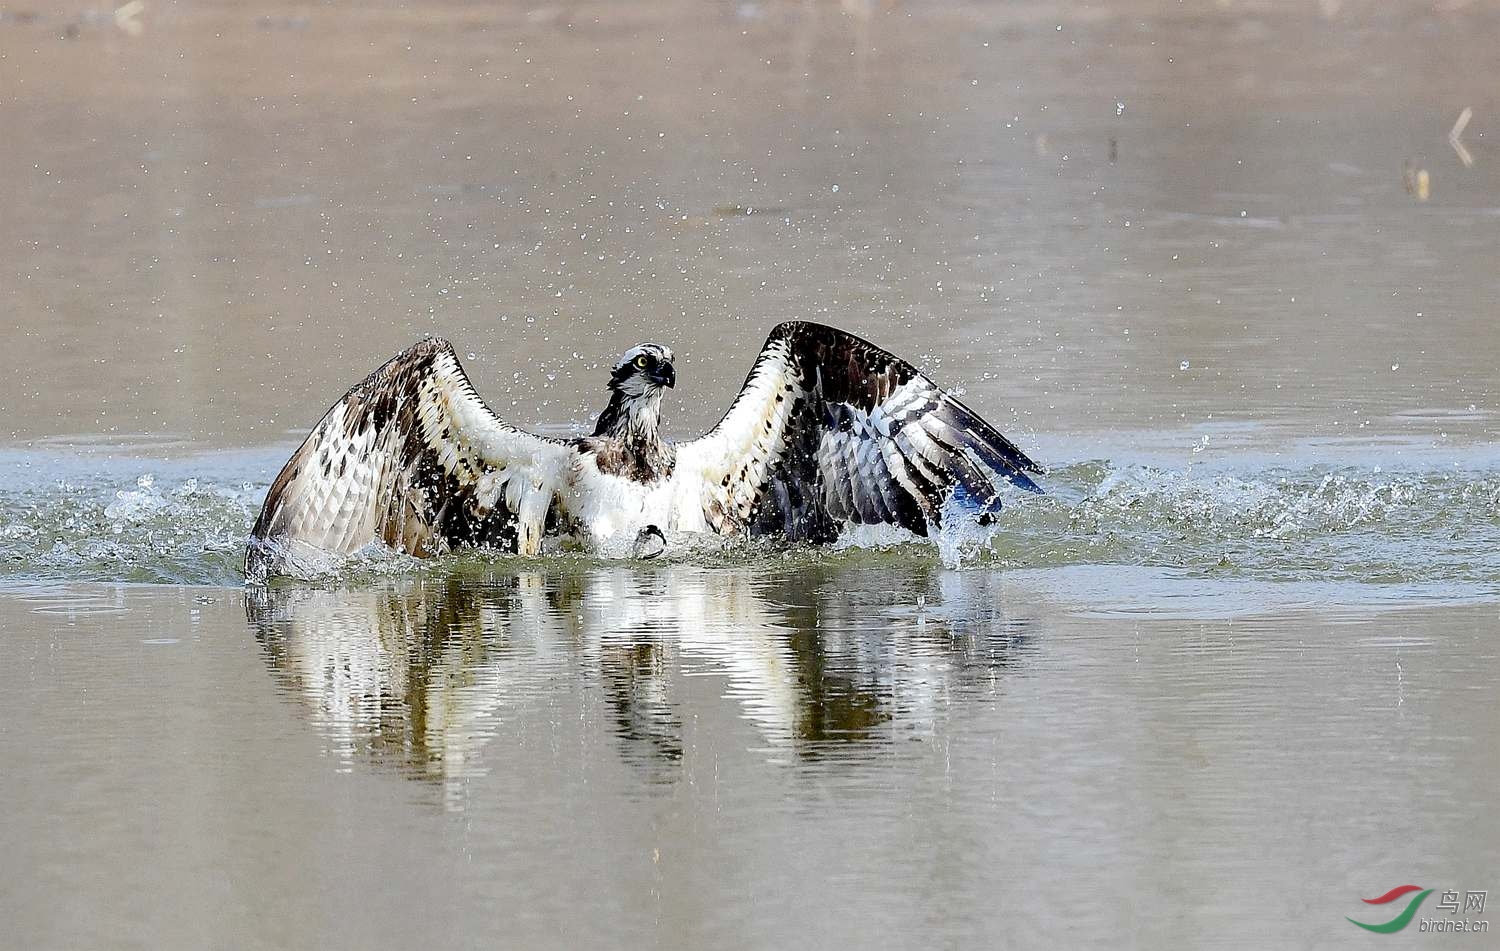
(246, 564), (1035, 794)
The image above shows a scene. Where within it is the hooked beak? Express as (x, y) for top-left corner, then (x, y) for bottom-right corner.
(649, 363), (676, 388)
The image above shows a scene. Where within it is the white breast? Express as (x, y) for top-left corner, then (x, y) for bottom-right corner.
(567, 457), (697, 546)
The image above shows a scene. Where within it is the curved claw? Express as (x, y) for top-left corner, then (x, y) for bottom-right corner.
(631, 525), (667, 560)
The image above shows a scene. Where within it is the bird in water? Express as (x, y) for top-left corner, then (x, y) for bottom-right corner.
(245, 321), (1042, 580)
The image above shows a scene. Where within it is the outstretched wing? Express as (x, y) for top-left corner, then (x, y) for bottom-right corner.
(246, 339), (573, 579)
(677, 321), (1041, 541)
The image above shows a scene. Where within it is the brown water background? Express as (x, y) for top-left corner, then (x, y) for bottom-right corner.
(2, 1), (1498, 948)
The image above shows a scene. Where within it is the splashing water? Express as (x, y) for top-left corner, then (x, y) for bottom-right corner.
(989, 461), (1500, 587)
(1, 470), (261, 585)
(0, 452), (1496, 591)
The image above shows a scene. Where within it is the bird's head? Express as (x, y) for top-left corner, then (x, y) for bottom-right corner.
(595, 343), (676, 440)
(608, 343), (676, 396)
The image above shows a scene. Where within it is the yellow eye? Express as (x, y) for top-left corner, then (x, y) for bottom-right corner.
(634, 355), (650, 369)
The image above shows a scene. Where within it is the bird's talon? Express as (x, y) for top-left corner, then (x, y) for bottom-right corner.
(632, 525), (667, 560)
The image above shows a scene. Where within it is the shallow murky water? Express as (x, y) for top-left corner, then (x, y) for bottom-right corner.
(2, 1), (1498, 948)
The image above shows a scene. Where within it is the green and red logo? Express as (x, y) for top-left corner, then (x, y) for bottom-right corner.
(1347, 885), (1433, 933)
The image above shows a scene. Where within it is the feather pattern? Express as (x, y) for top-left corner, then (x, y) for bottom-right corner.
(247, 323), (1040, 578)
(246, 339), (572, 579)
(677, 321), (1041, 541)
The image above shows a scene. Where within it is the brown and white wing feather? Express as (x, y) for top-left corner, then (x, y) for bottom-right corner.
(246, 339), (572, 579)
(678, 321), (1041, 541)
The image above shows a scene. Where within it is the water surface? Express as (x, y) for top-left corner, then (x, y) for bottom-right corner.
(2, 1), (1498, 948)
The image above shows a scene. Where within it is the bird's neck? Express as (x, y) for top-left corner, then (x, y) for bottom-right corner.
(589, 389), (675, 481)
(592, 389), (664, 446)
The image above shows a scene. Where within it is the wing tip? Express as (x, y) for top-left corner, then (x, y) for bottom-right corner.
(1005, 468), (1045, 494)
(984, 447), (1046, 493)
(1009, 447), (1047, 480)
(939, 397), (1046, 487)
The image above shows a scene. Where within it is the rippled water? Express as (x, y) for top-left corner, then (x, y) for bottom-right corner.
(4, 446), (1497, 596)
(3, 0), (1499, 947)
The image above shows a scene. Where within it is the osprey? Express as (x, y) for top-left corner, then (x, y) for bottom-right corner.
(245, 321), (1042, 579)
